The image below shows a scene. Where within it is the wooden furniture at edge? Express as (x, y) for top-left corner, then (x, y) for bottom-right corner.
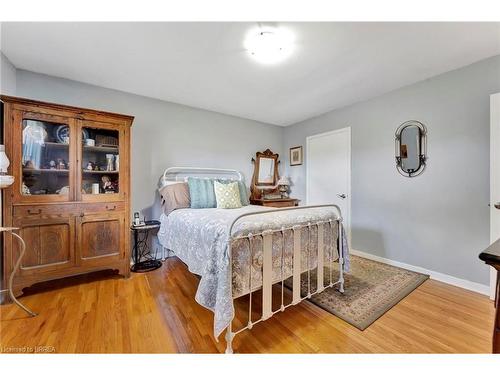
(250, 198), (299, 208)
(249, 149), (299, 208)
(479, 238), (500, 353)
(1, 95), (134, 300)
(250, 149), (280, 201)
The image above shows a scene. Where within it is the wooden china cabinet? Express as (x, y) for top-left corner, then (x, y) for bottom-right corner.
(1, 96), (133, 299)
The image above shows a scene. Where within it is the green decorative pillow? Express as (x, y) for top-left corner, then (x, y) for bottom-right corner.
(188, 177), (217, 208)
(214, 181), (242, 209)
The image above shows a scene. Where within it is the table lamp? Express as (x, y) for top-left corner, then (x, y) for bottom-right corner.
(0, 144), (36, 316)
(277, 176), (290, 198)
(0, 145), (14, 214)
(0, 145), (14, 188)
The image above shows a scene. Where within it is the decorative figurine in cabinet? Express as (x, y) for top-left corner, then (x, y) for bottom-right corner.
(1, 96), (133, 300)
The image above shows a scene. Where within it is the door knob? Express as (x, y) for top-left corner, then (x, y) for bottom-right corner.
(494, 203), (500, 209)
(337, 194), (347, 199)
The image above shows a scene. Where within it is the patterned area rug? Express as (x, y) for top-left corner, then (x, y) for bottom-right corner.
(294, 255), (429, 330)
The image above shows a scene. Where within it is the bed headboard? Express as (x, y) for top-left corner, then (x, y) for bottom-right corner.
(159, 167), (244, 188)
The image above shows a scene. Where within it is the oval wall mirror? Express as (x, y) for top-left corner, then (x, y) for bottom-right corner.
(395, 120), (427, 177)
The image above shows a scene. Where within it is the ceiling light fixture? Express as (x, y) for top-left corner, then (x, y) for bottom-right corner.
(244, 26), (294, 64)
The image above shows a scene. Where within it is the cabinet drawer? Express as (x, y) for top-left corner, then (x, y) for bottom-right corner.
(262, 201), (296, 208)
(79, 202), (125, 214)
(13, 204), (77, 218)
(13, 202), (126, 218)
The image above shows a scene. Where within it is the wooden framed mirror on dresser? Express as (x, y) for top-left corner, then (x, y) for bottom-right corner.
(1, 96), (133, 302)
(249, 149), (299, 208)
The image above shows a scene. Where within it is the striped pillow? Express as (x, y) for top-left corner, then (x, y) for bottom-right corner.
(187, 177), (216, 208)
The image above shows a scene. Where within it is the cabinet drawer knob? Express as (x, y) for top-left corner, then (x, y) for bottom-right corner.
(27, 209), (42, 215)
(106, 205), (116, 211)
(80, 212), (85, 217)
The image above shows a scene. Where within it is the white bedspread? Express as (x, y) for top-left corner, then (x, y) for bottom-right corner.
(157, 205), (349, 339)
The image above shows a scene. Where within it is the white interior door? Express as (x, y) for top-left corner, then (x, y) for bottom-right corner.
(306, 127), (351, 245)
(490, 93), (500, 300)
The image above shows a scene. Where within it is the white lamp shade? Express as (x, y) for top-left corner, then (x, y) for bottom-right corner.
(0, 145), (10, 174)
(0, 145), (14, 188)
(277, 176), (290, 186)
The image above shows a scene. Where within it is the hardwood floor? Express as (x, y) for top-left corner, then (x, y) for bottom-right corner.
(0, 257), (495, 353)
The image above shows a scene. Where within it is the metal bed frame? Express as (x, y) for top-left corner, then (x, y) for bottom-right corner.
(160, 167), (345, 353)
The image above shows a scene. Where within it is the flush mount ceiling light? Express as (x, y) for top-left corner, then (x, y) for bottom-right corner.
(244, 27), (294, 64)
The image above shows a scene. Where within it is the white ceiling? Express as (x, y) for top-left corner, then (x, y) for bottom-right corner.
(2, 22), (500, 126)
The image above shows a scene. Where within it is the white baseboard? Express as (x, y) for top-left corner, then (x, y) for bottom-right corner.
(350, 249), (491, 297)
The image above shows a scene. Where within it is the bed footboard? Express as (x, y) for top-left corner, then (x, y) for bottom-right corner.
(225, 204), (345, 354)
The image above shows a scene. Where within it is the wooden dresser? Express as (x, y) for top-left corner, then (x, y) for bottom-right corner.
(479, 239), (500, 353)
(1, 96), (133, 299)
(250, 198), (299, 208)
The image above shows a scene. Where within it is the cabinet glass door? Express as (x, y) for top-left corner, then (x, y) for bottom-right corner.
(19, 116), (74, 200)
(79, 122), (123, 201)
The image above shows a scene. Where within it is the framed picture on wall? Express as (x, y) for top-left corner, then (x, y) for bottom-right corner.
(289, 146), (303, 166)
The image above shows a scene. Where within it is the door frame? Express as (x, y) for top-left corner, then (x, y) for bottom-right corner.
(306, 126), (352, 247)
(490, 93), (500, 300)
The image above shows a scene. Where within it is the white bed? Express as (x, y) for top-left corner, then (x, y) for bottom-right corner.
(157, 167), (349, 353)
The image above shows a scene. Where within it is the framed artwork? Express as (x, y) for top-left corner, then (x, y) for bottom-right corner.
(289, 146), (303, 166)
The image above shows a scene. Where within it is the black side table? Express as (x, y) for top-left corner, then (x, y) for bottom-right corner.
(130, 220), (163, 272)
(479, 238), (500, 353)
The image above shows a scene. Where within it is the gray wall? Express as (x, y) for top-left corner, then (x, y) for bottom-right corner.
(14, 70), (284, 218)
(0, 52), (16, 95)
(6, 55), (500, 286)
(284, 55), (500, 285)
